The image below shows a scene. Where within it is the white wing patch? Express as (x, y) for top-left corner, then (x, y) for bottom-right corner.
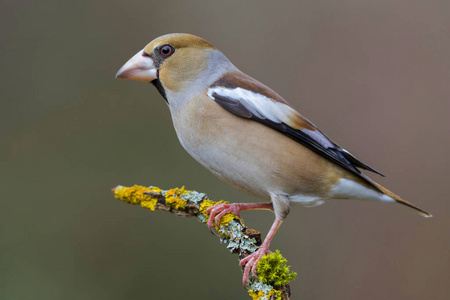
(207, 86), (334, 148)
(208, 86), (295, 124)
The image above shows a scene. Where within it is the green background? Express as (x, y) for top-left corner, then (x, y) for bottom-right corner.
(2, 1), (449, 299)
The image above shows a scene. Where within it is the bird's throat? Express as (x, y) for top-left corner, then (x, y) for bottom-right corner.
(151, 77), (168, 103)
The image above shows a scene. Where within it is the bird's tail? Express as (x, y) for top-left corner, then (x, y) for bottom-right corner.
(372, 181), (432, 218)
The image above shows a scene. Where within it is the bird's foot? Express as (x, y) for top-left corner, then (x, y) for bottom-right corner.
(239, 244), (271, 286)
(206, 203), (244, 234)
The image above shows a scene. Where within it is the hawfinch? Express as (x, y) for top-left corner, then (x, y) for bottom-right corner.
(116, 33), (431, 285)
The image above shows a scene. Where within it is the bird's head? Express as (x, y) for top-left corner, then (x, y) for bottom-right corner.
(116, 33), (233, 105)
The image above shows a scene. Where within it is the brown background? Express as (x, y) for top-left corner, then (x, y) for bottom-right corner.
(1, 1), (449, 299)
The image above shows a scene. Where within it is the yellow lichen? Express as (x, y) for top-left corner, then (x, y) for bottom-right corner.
(164, 186), (189, 210)
(199, 199), (222, 216)
(217, 212), (236, 227)
(140, 199), (158, 211)
(115, 185), (238, 230)
(114, 185), (160, 211)
(248, 289), (281, 300)
(248, 290), (262, 300)
(198, 199), (239, 230)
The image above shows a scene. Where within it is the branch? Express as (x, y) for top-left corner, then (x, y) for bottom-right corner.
(112, 185), (296, 300)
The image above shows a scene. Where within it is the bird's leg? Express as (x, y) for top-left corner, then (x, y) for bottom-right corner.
(206, 202), (273, 234)
(239, 194), (290, 286)
(240, 217), (284, 286)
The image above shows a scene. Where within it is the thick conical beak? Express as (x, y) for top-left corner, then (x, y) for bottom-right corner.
(115, 49), (158, 82)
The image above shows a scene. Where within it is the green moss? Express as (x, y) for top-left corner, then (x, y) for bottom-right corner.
(257, 250), (297, 288)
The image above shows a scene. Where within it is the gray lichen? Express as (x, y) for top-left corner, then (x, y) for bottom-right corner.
(219, 220), (259, 253)
(181, 191), (206, 204)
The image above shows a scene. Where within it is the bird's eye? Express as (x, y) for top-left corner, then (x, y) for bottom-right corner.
(160, 45), (174, 57)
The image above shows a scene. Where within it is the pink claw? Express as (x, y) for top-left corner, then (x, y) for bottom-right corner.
(239, 217), (283, 286)
(205, 203), (244, 234)
(240, 245), (270, 286)
(204, 202), (280, 286)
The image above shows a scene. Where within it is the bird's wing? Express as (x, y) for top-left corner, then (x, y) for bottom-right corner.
(207, 72), (384, 190)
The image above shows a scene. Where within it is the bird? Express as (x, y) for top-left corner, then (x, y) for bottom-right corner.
(115, 33), (431, 286)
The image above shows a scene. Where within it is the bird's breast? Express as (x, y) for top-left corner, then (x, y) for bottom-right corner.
(170, 91), (342, 201)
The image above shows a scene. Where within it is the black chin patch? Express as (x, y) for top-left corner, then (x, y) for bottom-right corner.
(151, 78), (168, 103)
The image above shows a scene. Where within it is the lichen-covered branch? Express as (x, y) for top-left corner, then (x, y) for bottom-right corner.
(112, 185), (296, 300)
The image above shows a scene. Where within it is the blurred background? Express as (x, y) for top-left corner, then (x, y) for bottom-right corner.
(1, 0), (449, 299)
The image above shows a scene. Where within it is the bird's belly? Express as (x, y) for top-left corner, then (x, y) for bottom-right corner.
(171, 95), (341, 202)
